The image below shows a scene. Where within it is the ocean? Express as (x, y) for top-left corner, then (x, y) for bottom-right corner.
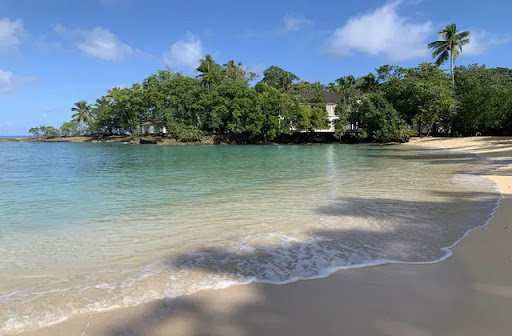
(0, 142), (502, 334)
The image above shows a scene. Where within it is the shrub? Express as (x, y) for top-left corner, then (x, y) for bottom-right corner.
(167, 122), (204, 142)
(359, 93), (411, 143)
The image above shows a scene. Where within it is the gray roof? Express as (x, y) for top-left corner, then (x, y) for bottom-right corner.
(294, 92), (340, 103)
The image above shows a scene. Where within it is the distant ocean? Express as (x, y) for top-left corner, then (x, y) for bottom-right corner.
(0, 142), (502, 334)
(0, 135), (31, 139)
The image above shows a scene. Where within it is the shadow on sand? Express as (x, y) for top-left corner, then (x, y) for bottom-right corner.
(105, 188), (506, 336)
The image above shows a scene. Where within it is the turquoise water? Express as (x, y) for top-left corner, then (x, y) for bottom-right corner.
(0, 142), (501, 334)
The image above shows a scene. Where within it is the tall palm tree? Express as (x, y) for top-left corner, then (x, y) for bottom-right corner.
(428, 23), (470, 84)
(71, 100), (93, 124)
(196, 54), (222, 92)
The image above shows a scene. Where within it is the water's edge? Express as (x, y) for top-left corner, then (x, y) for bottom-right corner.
(3, 144), (506, 335)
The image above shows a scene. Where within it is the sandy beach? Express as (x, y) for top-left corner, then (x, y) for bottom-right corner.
(18, 137), (512, 336)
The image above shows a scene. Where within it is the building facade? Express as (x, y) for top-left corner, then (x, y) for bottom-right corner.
(294, 92), (340, 132)
(137, 120), (167, 135)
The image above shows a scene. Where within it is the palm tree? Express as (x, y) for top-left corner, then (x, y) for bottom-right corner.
(333, 75), (357, 94)
(428, 23), (470, 84)
(196, 54), (222, 92)
(94, 96), (112, 108)
(71, 100), (93, 124)
(335, 75), (357, 89)
(358, 73), (379, 93)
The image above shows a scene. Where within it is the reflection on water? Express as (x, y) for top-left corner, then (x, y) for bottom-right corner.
(0, 143), (503, 334)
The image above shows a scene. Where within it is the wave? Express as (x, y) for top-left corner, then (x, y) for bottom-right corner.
(0, 146), (506, 335)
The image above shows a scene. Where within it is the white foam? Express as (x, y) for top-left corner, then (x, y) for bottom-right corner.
(1, 146), (507, 335)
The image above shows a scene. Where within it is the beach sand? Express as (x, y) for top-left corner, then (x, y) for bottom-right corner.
(19, 137), (512, 336)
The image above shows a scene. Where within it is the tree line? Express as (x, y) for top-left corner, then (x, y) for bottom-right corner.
(29, 24), (512, 142)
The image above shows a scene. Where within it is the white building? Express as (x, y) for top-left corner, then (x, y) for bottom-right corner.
(138, 120), (167, 135)
(294, 92), (340, 132)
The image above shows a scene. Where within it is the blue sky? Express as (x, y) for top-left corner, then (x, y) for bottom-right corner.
(0, 0), (510, 135)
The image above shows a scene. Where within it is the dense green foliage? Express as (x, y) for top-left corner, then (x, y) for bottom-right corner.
(452, 65), (512, 135)
(31, 29), (512, 143)
(358, 94), (411, 143)
(379, 63), (456, 135)
(43, 56), (329, 143)
(262, 66), (300, 92)
(29, 126), (59, 138)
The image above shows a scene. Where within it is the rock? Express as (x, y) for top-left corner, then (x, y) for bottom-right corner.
(139, 138), (158, 144)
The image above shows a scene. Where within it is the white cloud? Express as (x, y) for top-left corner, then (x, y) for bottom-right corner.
(77, 27), (133, 61)
(0, 69), (37, 96)
(34, 35), (62, 52)
(325, 1), (433, 61)
(464, 30), (510, 55)
(0, 17), (24, 51)
(163, 33), (203, 70)
(282, 14), (313, 33)
(55, 25), (133, 61)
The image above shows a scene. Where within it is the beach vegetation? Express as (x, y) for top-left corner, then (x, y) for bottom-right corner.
(71, 100), (94, 125)
(28, 126), (59, 138)
(30, 24), (512, 141)
(59, 121), (82, 137)
(428, 23), (471, 83)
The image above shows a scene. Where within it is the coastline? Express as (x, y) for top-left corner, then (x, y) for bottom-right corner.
(17, 137), (512, 336)
(0, 133), (339, 145)
(0, 135), (216, 145)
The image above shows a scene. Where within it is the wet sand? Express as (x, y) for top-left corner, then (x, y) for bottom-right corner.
(19, 137), (512, 336)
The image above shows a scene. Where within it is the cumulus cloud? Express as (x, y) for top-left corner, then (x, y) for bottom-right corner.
(464, 30), (510, 55)
(0, 69), (37, 96)
(0, 17), (24, 51)
(163, 33), (203, 70)
(282, 14), (313, 33)
(241, 14), (313, 38)
(325, 1), (433, 61)
(55, 25), (133, 62)
(77, 27), (133, 61)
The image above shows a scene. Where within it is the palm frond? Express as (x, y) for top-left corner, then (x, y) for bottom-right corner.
(428, 40), (446, 49)
(431, 45), (448, 58)
(434, 50), (450, 67)
(456, 31), (470, 40)
(459, 38), (470, 46)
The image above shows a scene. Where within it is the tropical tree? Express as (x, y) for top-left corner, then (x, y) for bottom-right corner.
(428, 23), (470, 83)
(196, 54), (223, 92)
(59, 121), (81, 136)
(335, 75), (357, 92)
(453, 65), (512, 135)
(357, 73), (379, 93)
(29, 127), (42, 138)
(71, 100), (93, 124)
(223, 60), (257, 82)
(261, 66), (299, 92)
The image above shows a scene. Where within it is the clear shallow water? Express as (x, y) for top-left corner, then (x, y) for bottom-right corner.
(0, 142), (503, 334)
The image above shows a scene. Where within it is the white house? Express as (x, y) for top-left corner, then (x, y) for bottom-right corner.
(138, 120), (167, 135)
(294, 92), (340, 132)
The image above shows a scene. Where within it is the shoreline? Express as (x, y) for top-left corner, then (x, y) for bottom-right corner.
(16, 136), (512, 336)
(0, 133), (341, 146)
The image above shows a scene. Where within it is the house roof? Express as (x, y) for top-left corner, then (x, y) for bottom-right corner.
(141, 120), (163, 126)
(294, 92), (340, 104)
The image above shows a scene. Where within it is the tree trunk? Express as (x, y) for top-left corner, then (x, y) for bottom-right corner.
(450, 52), (455, 85)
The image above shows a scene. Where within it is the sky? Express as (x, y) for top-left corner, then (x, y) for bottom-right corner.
(0, 0), (510, 135)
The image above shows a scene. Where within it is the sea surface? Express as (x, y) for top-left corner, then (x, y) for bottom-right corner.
(0, 142), (503, 334)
